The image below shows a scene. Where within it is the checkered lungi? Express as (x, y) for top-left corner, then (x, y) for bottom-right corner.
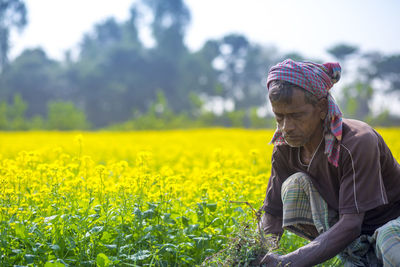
(281, 172), (400, 267)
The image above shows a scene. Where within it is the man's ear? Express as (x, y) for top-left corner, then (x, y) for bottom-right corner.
(318, 97), (328, 120)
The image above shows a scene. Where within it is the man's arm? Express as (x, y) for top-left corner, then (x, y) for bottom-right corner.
(261, 212), (365, 267)
(261, 212), (283, 237)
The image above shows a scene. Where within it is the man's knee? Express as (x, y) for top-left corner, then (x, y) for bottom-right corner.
(375, 218), (400, 265)
(282, 172), (312, 193)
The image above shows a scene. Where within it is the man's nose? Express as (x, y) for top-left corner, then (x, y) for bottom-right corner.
(282, 117), (295, 133)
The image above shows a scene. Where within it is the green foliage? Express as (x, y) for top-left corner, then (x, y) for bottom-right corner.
(0, 93), (29, 130)
(107, 92), (273, 130)
(364, 110), (400, 127)
(0, 101), (8, 129)
(226, 110), (246, 127)
(0, 93), (276, 131)
(96, 253), (111, 267)
(44, 261), (65, 267)
(47, 101), (89, 130)
(375, 54), (400, 90)
(0, 0), (281, 128)
(202, 212), (341, 266)
(109, 108), (275, 130)
(249, 108), (271, 129)
(8, 93), (27, 130)
(0, 95), (90, 131)
(29, 115), (45, 130)
(0, 48), (67, 116)
(0, 0), (399, 128)
(339, 82), (374, 120)
(0, 195), (341, 266)
(201, 221), (271, 266)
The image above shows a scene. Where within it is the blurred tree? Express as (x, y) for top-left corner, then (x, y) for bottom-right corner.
(357, 52), (400, 123)
(281, 52), (304, 62)
(79, 17), (124, 59)
(71, 6), (152, 127)
(327, 43), (358, 61)
(211, 34), (277, 110)
(375, 54), (400, 91)
(0, 48), (67, 117)
(8, 93), (27, 130)
(142, 0), (190, 56)
(0, 100), (8, 129)
(47, 101), (88, 130)
(218, 34), (250, 100)
(7, 3), (400, 129)
(0, 0), (27, 71)
(177, 46), (220, 114)
(0, 0), (279, 129)
(236, 45), (276, 109)
(139, 0), (193, 113)
(357, 52), (400, 91)
(249, 107), (272, 128)
(340, 82), (374, 120)
(327, 43), (374, 121)
(28, 115), (44, 130)
(226, 109), (245, 127)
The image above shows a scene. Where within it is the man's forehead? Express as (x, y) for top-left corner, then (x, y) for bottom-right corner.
(270, 87), (314, 112)
(269, 86), (307, 103)
(271, 101), (310, 114)
(269, 83), (305, 94)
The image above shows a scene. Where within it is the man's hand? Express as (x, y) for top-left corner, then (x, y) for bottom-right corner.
(259, 252), (289, 266)
(261, 213), (365, 267)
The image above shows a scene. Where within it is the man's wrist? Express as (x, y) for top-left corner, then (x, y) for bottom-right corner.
(262, 234), (280, 250)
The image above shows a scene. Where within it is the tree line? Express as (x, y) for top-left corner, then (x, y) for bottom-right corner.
(0, 0), (400, 130)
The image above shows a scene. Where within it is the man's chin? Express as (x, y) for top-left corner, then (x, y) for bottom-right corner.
(284, 139), (304, 148)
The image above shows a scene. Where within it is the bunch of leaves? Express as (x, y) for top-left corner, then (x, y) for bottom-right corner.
(201, 201), (277, 266)
(201, 201), (342, 267)
(201, 220), (276, 266)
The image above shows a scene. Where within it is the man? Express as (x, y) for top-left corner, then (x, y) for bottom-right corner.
(260, 59), (400, 266)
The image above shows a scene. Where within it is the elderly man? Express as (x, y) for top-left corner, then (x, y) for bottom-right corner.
(260, 59), (400, 266)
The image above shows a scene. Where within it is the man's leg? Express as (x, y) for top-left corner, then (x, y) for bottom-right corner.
(281, 172), (380, 266)
(281, 172), (332, 240)
(374, 216), (400, 266)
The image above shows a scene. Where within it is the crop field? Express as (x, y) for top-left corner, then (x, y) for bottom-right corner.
(1, 129), (399, 266)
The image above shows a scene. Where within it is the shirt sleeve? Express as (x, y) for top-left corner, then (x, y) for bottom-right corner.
(263, 146), (291, 217)
(338, 133), (388, 214)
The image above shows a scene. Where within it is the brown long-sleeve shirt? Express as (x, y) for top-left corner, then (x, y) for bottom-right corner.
(263, 118), (400, 235)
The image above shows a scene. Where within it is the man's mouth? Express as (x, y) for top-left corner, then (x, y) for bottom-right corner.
(284, 135), (300, 139)
(284, 135), (302, 141)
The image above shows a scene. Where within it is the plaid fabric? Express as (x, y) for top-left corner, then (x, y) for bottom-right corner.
(280, 172), (400, 266)
(373, 216), (400, 267)
(267, 59), (343, 167)
(340, 235), (381, 267)
(281, 172), (330, 240)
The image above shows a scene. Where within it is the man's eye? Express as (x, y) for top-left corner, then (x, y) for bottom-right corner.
(275, 115), (283, 121)
(291, 113), (303, 119)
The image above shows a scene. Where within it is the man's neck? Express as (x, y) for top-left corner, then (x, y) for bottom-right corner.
(302, 127), (324, 160)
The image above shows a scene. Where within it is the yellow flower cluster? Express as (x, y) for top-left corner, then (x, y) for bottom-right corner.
(0, 128), (397, 265)
(0, 130), (275, 212)
(0, 129), (276, 265)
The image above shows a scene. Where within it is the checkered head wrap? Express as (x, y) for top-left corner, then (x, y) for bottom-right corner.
(267, 59), (342, 167)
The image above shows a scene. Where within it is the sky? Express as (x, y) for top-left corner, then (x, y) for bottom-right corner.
(9, 0), (400, 62)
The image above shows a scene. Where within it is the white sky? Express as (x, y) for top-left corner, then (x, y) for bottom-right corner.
(9, 0), (400, 61)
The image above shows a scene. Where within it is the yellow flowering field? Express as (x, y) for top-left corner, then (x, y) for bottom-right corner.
(1, 129), (399, 266)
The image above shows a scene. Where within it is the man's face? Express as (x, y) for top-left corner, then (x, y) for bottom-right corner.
(270, 87), (324, 148)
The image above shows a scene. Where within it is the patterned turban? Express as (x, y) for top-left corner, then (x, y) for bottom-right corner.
(266, 59), (342, 167)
